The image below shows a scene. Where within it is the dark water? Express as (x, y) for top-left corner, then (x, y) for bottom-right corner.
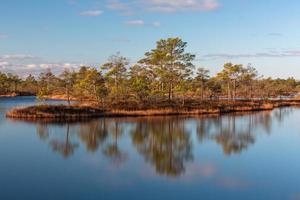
(1, 97), (300, 200)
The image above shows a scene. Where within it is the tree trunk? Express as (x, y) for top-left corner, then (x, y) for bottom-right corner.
(201, 81), (204, 101)
(227, 82), (231, 100)
(233, 79), (236, 101)
(14, 82), (17, 93)
(168, 84), (172, 103)
(249, 82), (253, 100)
(93, 83), (100, 105)
(101, 98), (105, 110)
(66, 87), (70, 106)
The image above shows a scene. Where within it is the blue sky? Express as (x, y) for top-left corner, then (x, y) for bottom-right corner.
(1, 0), (300, 78)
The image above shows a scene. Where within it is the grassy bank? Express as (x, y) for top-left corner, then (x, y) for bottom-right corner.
(5, 100), (300, 121)
(6, 105), (103, 120)
(0, 92), (35, 97)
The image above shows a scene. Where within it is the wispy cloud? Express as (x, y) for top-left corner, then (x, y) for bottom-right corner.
(142, 0), (220, 13)
(152, 21), (161, 27)
(0, 34), (9, 40)
(125, 20), (145, 26)
(107, 0), (133, 15)
(268, 32), (283, 37)
(106, 0), (220, 15)
(111, 37), (131, 43)
(107, 0), (128, 10)
(201, 0), (220, 11)
(0, 54), (36, 60)
(124, 20), (161, 27)
(204, 50), (300, 59)
(79, 10), (103, 16)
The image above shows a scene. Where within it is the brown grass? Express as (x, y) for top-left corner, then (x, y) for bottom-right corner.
(6, 105), (104, 120)
(6, 100), (300, 121)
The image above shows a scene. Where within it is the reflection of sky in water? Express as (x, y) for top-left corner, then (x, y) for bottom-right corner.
(0, 97), (300, 200)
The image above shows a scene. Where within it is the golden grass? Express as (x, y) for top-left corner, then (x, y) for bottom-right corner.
(43, 95), (77, 101)
(6, 105), (104, 119)
(0, 92), (18, 97)
(6, 100), (300, 121)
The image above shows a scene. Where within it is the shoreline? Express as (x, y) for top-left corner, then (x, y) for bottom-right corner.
(0, 93), (35, 98)
(0, 93), (18, 98)
(5, 100), (300, 121)
(43, 95), (77, 101)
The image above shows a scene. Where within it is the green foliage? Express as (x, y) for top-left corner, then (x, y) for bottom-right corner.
(129, 64), (151, 101)
(139, 37), (195, 101)
(0, 37), (299, 106)
(195, 67), (210, 99)
(101, 52), (128, 102)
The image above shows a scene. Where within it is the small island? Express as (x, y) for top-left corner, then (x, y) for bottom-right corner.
(3, 38), (300, 121)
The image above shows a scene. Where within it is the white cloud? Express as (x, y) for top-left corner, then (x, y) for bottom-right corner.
(26, 64), (37, 69)
(0, 54), (36, 60)
(63, 63), (72, 68)
(0, 54), (84, 77)
(0, 61), (9, 67)
(79, 10), (103, 16)
(142, 0), (220, 13)
(2, 62), (83, 77)
(125, 20), (145, 26)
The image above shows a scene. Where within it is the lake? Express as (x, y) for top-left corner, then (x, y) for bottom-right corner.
(1, 96), (300, 200)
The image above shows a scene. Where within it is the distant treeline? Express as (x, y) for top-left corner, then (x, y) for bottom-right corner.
(0, 37), (299, 108)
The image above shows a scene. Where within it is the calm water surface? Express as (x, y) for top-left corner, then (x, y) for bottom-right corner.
(1, 97), (300, 200)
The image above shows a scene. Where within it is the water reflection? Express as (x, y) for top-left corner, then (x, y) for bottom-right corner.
(50, 124), (79, 158)
(36, 123), (79, 158)
(36, 123), (50, 140)
(78, 119), (108, 152)
(196, 108), (292, 155)
(29, 108), (293, 176)
(79, 119), (128, 165)
(101, 120), (128, 165)
(131, 118), (193, 176)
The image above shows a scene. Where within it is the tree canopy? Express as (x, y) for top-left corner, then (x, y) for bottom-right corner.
(0, 37), (299, 108)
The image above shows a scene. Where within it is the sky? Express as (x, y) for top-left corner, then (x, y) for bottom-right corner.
(1, 0), (300, 78)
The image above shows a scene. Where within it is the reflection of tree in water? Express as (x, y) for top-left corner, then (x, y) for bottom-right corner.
(78, 119), (108, 152)
(273, 107), (293, 123)
(50, 124), (79, 159)
(34, 119), (128, 163)
(36, 123), (79, 158)
(0, 106), (7, 124)
(31, 107), (292, 171)
(77, 119), (127, 165)
(102, 120), (127, 166)
(131, 118), (193, 177)
(36, 123), (49, 140)
(196, 109), (292, 155)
